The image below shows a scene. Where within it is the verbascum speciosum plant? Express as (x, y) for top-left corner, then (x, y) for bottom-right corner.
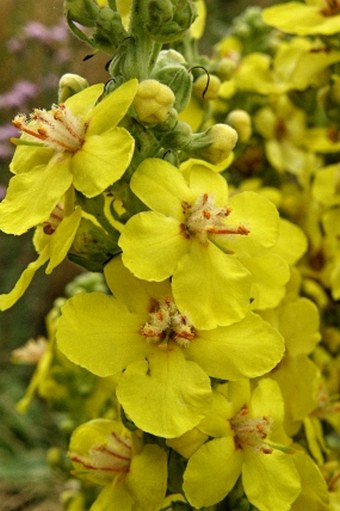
(3, 0), (340, 509)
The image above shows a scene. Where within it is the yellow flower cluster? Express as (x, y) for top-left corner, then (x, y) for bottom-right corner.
(1, 0), (339, 509)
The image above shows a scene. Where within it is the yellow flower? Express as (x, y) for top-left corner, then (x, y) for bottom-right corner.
(183, 378), (302, 510)
(254, 94), (321, 183)
(0, 80), (138, 235)
(262, 296), (322, 435)
(119, 158), (287, 329)
(69, 418), (167, 511)
(221, 38), (340, 96)
(262, 0), (340, 36)
(57, 256), (284, 437)
(0, 204), (82, 311)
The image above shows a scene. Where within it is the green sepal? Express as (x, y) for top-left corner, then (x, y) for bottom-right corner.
(64, 0), (98, 27)
(66, 12), (95, 45)
(68, 218), (121, 272)
(152, 60), (193, 112)
(76, 191), (120, 239)
(167, 449), (187, 494)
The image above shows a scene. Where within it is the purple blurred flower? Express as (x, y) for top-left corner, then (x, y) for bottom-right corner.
(0, 124), (18, 160)
(49, 23), (69, 43)
(0, 125), (18, 140)
(7, 19), (69, 52)
(24, 21), (50, 41)
(6, 37), (24, 53)
(56, 47), (72, 64)
(0, 81), (38, 109)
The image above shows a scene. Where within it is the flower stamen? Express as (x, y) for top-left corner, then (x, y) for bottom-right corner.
(321, 0), (340, 16)
(12, 104), (85, 153)
(230, 406), (273, 454)
(140, 296), (196, 350)
(182, 193), (250, 244)
(43, 203), (64, 235)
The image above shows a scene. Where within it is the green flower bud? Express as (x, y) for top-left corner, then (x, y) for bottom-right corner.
(155, 49), (187, 67)
(151, 50), (192, 113)
(64, 0), (98, 27)
(65, 0), (127, 52)
(186, 123), (238, 164)
(193, 74), (221, 100)
(154, 70), (192, 113)
(226, 109), (252, 142)
(65, 272), (107, 296)
(93, 7), (127, 50)
(47, 447), (63, 468)
(139, 0), (198, 43)
(133, 79), (175, 124)
(212, 57), (237, 81)
(61, 491), (85, 511)
(159, 120), (193, 149)
(58, 74), (89, 103)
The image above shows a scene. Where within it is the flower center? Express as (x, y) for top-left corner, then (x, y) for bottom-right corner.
(181, 193), (249, 244)
(140, 296), (196, 350)
(230, 406), (272, 454)
(12, 104), (85, 153)
(70, 430), (132, 476)
(321, 0), (340, 16)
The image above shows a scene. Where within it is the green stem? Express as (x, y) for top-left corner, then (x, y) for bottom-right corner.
(126, 0), (163, 79)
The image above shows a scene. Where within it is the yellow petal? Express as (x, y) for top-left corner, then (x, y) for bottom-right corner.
(243, 448), (301, 511)
(188, 312), (284, 380)
(120, 211), (188, 281)
(0, 246), (49, 311)
(86, 79), (138, 136)
(57, 292), (149, 376)
(183, 437), (243, 508)
(126, 444), (167, 511)
(46, 206), (82, 273)
(71, 128), (134, 197)
(173, 240), (251, 329)
(116, 348), (211, 438)
(0, 156), (72, 235)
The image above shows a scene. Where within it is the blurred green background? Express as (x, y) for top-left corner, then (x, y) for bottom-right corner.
(0, 1), (279, 509)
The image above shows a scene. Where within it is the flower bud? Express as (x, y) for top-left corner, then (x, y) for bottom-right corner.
(193, 74), (221, 100)
(58, 74), (89, 103)
(133, 79), (175, 124)
(187, 123), (238, 164)
(94, 7), (127, 50)
(212, 57), (237, 81)
(11, 337), (48, 364)
(64, 0), (98, 26)
(159, 120), (193, 149)
(65, 0), (126, 52)
(69, 419), (133, 486)
(156, 49), (186, 67)
(139, 0), (197, 43)
(152, 50), (192, 112)
(154, 69), (192, 113)
(226, 109), (252, 142)
(47, 447), (63, 468)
